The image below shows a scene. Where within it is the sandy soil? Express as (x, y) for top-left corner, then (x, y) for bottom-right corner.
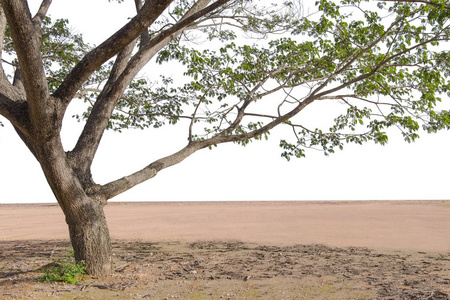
(0, 200), (449, 299)
(1, 200), (450, 252)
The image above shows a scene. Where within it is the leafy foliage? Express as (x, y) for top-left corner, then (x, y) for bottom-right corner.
(38, 250), (86, 284)
(3, 16), (90, 92)
(2, 0), (449, 159)
(40, 17), (90, 93)
(147, 0), (450, 159)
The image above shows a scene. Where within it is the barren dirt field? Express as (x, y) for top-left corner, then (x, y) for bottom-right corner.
(0, 201), (449, 299)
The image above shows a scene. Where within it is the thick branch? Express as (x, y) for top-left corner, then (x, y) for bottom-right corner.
(134, 0), (150, 48)
(13, 124), (38, 159)
(90, 143), (203, 200)
(109, 40), (138, 85)
(1, 0), (51, 130)
(69, 41), (137, 180)
(0, 6), (6, 78)
(0, 7), (25, 101)
(69, 0), (231, 181)
(0, 93), (32, 136)
(52, 0), (173, 105)
(0, 7), (27, 120)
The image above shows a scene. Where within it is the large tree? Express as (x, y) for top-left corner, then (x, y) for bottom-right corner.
(1, 0), (449, 275)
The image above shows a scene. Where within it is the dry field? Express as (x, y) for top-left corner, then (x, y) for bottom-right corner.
(0, 201), (449, 299)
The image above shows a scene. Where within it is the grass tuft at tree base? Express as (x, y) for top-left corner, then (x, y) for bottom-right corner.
(37, 250), (86, 284)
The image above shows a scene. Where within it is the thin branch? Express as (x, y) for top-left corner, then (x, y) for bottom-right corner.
(189, 89), (210, 142)
(216, 66), (301, 137)
(314, 28), (444, 102)
(243, 112), (278, 119)
(311, 16), (406, 99)
(203, 93), (316, 147)
(380, 0), (450, 10)
(184, 9), (446, 151)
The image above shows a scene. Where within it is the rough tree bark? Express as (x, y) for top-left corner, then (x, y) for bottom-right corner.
(36, 137), (113, 274)
(65, 199), (112, 275)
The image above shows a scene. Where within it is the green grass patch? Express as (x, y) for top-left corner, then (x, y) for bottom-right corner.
(38, 259), (86, 284)
(38, 249), (86, 284)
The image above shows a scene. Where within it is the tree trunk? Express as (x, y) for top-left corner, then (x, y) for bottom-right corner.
(30, 131), (113, 276)
(38, 156), (114, 276)
(64, 198), (113, 276)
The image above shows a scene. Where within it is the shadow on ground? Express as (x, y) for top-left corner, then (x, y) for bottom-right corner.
(0, 240), (449, 299)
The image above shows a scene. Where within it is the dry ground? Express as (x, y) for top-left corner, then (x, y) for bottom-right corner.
(0, 201), (449, 299)
(0, 240), (449, 299)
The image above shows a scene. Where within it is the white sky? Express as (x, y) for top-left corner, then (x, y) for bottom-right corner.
(0, 0), (449, 203)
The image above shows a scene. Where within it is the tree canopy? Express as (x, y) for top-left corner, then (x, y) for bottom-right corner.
(6, 2), (449, 156)
(2, 1), (449, 173)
